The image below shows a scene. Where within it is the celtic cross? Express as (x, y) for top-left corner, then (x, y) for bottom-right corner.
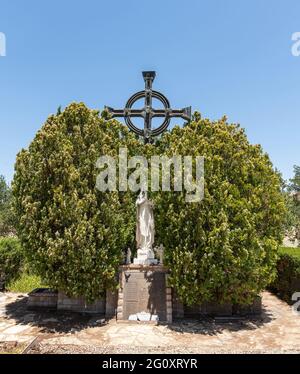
(105, 71), (191, 143)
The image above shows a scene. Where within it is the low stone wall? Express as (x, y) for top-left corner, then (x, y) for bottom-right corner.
(182, 302), (232, 318)
(27, 288), (58, 309)
(232, 297), (262, 316)
(172, 292), (261, 318)
(57, 292), (105, 313)
(28, 289), (105, 313)
(0, 275), (5, 292)
(27, 283), (261, 319)
(105, 290), (118, 319)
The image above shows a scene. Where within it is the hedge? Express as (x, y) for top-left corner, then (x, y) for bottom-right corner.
(12, 103), (285, 304)
(0, 237), (24, 289)
(269, 247), (300, 303)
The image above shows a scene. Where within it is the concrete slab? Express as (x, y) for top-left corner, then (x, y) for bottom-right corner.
(2, 325), (31, 335)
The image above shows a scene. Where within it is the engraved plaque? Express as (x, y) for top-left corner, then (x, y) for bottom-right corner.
(122, 268), (167, 320)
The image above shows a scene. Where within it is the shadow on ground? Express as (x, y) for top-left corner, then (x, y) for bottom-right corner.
(4, 295), (106, 334)
(4, 294), (275, 337)
(166, 306), (274, 336)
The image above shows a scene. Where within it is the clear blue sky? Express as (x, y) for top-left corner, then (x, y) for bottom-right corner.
(0, 0), (299, 183)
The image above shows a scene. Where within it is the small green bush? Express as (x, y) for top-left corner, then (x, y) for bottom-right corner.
(279, 246), (300, 259)
(7, 273), (46, 293)
(270, 247), (300, 302)
(0, 237), (24, 286)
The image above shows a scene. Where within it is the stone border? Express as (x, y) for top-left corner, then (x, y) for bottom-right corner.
(27, 288), (58, 310)
(172, 292), (262, 318)
(57, 292), (105, 313)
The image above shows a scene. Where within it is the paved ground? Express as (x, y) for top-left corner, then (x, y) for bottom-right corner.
(0, 291), (299, 353)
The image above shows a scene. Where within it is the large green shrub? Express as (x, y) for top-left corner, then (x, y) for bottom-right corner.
(13, 103), (139, 301)
(153, 115), (286, 305)
(270, 248), (300, 302)
(0, 237), (23, 286)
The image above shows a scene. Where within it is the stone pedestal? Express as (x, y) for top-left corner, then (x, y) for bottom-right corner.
(133, 248), (157, 266)
(28, 288), (58, 310)
(117, 265), (171, 323)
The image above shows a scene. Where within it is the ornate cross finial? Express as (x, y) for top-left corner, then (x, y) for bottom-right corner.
(105, 71), (191, 144)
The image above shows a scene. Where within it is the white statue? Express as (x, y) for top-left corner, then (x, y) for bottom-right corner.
(126, 248), (132, 265)
(156, 244), (164, 265)
(134, 189), (157, 265)
(136, 190), (154, 250)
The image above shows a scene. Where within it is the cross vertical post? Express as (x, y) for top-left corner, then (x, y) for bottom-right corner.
(143, 71), (156, 143)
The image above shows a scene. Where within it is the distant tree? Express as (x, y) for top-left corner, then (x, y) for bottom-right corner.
(0, 176), (10, 206)
(286, 165), (300, 244)
(0, 175), (15, 236)
(288, 165), (300, 193)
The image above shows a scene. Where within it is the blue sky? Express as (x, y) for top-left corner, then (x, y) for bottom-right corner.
(0, 0), (299, 183)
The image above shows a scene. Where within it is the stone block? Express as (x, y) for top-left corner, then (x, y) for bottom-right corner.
(172, 292), (184, 319)
(232, 296), (262, 316)
(199, 302), (232, 316)
(27, 288), (58, 310)
(57, 292), (105, 313)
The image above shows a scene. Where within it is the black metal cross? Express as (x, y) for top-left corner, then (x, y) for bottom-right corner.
(105, 71), (191, 143)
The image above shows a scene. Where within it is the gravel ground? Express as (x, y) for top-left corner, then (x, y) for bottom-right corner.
(26, 343), (300, 354)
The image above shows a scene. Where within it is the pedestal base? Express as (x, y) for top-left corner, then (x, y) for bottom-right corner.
(133, 248), (158, 266)
(117, 265), (172, 323)
(133, 258), (158, 265)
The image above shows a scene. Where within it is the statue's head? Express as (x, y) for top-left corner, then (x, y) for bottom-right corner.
(139, 186), (148, 200)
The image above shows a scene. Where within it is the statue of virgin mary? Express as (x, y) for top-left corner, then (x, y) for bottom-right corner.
(134, 189), (157, 265)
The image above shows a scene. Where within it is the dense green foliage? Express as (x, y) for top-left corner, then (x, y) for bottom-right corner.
(270, 247), (300, 302)
(13, 103), (285, 304)
(0, 176), (15, 236)
(13, 103), (138, 301)
(154, 115), (285, 305)
(0, 237), (24, 285)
